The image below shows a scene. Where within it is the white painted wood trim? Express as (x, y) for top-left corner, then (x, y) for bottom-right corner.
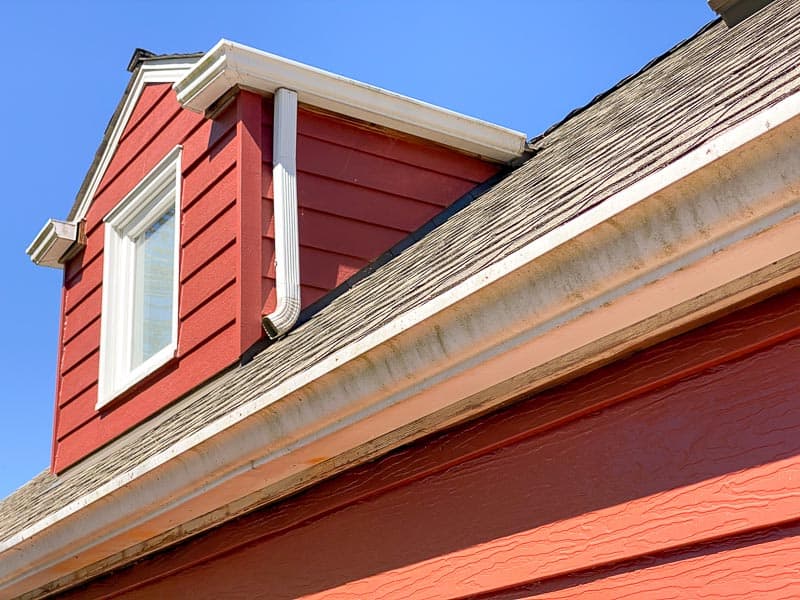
(26, 219), (81, 269)
(96, 146), (182, 409)
(68, 58), (198, 224)
(3, 88), (800, 600)
(174, 40), (527, 162)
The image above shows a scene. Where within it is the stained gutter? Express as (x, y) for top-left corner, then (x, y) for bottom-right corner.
(174, 40), (527, 163)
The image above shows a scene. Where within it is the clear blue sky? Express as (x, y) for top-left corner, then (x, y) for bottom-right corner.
(0, 1), (715, 499)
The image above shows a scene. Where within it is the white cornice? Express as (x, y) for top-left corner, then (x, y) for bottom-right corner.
(26, 219), (81, 269)
(4, 90), (800, 599)
(174, 40), (528, 162)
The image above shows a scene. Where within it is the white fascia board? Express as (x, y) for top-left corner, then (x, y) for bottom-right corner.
(26, 219), (80, 269)
(4, 92), (800, 598)
(174, 40), (528, 162)
(67, 57), (199, 225)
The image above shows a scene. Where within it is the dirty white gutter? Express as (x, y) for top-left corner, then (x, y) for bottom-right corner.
(4, 91), (800, 599)
(262, 88), (301, 339)
(174, 39), (527, 163)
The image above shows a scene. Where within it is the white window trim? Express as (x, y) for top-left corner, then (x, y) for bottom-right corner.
(97, 146), (182, 409)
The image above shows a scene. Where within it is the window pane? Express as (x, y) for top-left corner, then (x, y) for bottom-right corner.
(131, 206), (175, 369)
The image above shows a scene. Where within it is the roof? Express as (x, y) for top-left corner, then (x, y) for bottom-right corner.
(4, 0), (800, 572)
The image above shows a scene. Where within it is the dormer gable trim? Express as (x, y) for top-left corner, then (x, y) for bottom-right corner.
(67, 55), (201, 225)
(174, 40), (528, 163)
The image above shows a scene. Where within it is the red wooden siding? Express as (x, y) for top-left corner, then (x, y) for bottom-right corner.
(53, 87), (264, 472)
(56, 287), (800, 599)
(260, 104), (500, 314)
(53, 87), (501, 473)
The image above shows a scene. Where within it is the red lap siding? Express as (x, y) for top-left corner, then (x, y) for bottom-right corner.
(57, 287), (800, 600)
(53, 87), (256, 472)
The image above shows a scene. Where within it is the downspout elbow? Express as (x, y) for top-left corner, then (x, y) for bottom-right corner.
(262, 88), (300, 340)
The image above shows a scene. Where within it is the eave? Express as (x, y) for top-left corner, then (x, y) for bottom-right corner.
(174, 40), (528, 163)
(3, 86), (800, 599)
(25, 220), (83, 269)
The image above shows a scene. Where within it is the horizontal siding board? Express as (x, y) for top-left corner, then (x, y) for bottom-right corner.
(120, 84), (173, 143)
(180, 206), (237, 280)
(295, 173), (443, 230)
(178, 284), (238, 356)
(182, 105), (238, 173)
(87, 109), (204, 230)
(489, 524), (800, 599)
(180, 243), (238, 319)
(60, 319), (100, 374)
(264, 207), (407, 261)
(182, 139), (237, 210)
(59, 350), (98, 406)
(59, 295), (800, 598)
(55, 385), (97, 442)
(263, 245), (365, 291)
(98, 96), (196, 195)
(62, 287), (101, 344)
(291, 134), (479, 206)
(182, 170), (237, 243)
(296, 107), (499, 181)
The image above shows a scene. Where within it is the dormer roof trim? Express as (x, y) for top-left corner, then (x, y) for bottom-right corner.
(67, 55), (202, 224)
(26, 219), (84, 269)
(174, 40), (528, 163)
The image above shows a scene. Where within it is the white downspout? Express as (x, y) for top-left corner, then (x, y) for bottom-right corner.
(262, 88), (301, 339)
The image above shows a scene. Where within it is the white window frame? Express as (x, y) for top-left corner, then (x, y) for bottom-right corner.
(97, 146), (182, 408)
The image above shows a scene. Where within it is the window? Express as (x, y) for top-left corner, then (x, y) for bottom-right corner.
(97, 146), (181, 408)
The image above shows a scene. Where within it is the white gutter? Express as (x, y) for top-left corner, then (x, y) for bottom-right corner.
(4, 90), (800, 600)
(263, 88), (301, 339)
(174, 40), (527, 163)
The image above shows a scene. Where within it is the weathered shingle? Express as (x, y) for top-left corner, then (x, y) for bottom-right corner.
(3, 0), (800, 542)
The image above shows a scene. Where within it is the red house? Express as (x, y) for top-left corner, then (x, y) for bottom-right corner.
(2, 0), (799, 597)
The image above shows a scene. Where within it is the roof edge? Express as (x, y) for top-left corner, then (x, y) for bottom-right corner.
(5, 88), (800, 599)
(64, 55), (201, 224)
(174, 39), (528, 162)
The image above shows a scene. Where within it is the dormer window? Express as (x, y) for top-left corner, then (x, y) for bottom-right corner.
(97, 146), (182, 408)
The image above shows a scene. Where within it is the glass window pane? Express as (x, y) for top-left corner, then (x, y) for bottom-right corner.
(131, 206), (175, 369)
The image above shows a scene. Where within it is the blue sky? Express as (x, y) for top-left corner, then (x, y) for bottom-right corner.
(0, 1), (715, 498)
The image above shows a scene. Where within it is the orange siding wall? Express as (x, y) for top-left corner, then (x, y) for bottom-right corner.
(56, 288), (800, 599)
(53, 88), (500, 473)
(261, 104), (499, 310)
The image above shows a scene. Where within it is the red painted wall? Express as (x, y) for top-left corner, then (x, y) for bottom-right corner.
(53, 86), (501, 472)
(55, 287), (800, 599)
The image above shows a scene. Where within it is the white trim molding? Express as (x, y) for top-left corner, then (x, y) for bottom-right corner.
(3, 88), (800, 598)
(70, 57), (198, 224)
(26, 219), (83, 269)
(96, 146), (182, 408)
(174, 40), (528, 163)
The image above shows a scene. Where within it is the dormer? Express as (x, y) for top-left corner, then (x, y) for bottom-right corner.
(27, 41), (527, 472)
